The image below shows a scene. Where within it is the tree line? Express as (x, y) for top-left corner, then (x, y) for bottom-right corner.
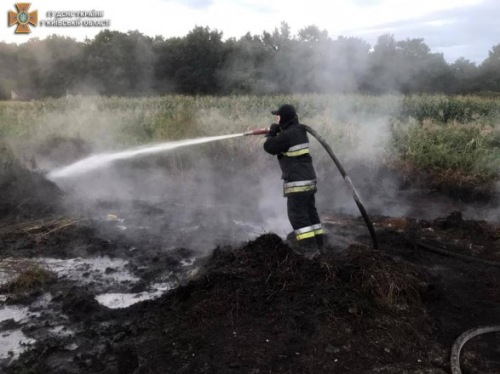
(1, 23), (499, 99)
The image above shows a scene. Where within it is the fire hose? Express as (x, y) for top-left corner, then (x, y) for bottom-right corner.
(245, 127), (500, 371)
(414, 241), (500, 373)
(413, 241), (500, 373)
(450, 325), (500, 374)
(244, 127), (500, 372)
(244, 126), (378, 250)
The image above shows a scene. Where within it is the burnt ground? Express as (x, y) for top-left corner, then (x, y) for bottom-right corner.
(0, 162), (499, 374)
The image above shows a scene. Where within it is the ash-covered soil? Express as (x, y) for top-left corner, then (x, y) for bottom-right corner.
(0, 162), (499, 374)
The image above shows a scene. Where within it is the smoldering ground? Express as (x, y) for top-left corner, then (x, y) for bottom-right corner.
(1, 26), (499, 374)
(33, 100), (498, 258)
(45, 137), (291, 253)
(1, 100), (499, 374)
(36, 102), (387, 253)
(2, 159), (500, 373)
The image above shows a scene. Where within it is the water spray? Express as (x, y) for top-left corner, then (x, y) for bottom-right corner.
(48, 129), (271, 180)
(46, 126), (377, 248)
(47, 133), (243, 179)
(245, 125), (379, 250)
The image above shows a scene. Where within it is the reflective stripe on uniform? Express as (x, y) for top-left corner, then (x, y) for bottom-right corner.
(284, 180), (316, 188)
(295, 225), (316, 240)
(283, 179), (316, 195)
(284, 185), (316, 194)
(312, 223), (324, 235)
(283, 143), (310, 157)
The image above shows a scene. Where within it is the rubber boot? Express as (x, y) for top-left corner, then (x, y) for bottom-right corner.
(286, 232), (296, 243)
(298, 237), (320, 259)
(285, 232), (298, 251)
(315, 233), (325, 252)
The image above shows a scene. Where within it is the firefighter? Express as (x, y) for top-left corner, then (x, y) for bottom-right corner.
(263, 104), (324, 258)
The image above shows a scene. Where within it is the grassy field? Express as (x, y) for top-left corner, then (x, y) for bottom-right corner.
(0, 94), (499, 194)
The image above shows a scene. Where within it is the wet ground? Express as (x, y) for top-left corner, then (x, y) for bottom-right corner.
(0, 162), (499, 373)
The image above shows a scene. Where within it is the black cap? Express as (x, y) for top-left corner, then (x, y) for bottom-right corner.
(271, 104), (297, 120)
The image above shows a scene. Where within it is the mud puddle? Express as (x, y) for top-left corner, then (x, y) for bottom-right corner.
(1, 162), (499, 373)
(0, 199), (352, 366)
(0, 254), (186, 362)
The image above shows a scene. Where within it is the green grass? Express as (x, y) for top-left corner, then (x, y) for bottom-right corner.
(0, 260), (55, 294)
(391, 120), (499, 179)
(0, 94), (498, 191)
(400, 95), (500, 123)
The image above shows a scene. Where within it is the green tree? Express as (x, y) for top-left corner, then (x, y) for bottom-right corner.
(153, 36), (184, 94)
(82, 30), (155, 95)
(362, 36), (452, 94)
(329, 36), (371, 93)
(0, 24), (498, 97)
(172, 26), (226, 94)
(292, 25), (331, 92)
(29, 35), (83, 97)
(218, 33), (274, 93)
(0, 43), (20, 99)
(479, 44), (500, 92)
(261, 22), (295, 93)
(363, 34), (399, 93)
(449, 58), (479, 93)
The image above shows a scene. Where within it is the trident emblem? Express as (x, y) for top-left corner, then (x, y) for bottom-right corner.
(8, 3), (38, 34)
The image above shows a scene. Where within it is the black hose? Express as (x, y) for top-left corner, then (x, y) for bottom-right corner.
(301, 124), (378, 250)
(450, 325), (500, 374)
(296, 126), (499, 373)
(414, 242), (500, 373)
(417, 241), (500, 267)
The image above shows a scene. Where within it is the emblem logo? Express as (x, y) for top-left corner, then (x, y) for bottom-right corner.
(8, 3), (38, 34)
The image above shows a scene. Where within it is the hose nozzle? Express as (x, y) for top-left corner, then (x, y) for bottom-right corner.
(243, 127), (270, 136)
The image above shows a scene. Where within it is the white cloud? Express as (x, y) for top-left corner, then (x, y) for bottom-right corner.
(0, 0), (494, 62)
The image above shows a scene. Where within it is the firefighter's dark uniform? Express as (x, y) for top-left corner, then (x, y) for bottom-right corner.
(263, 105), (324, 252)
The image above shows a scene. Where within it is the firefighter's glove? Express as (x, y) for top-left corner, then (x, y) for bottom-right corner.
(267, 123), (281, 137)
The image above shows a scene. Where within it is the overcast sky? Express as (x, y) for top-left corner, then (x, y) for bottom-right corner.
(2, 0), (499, 64)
